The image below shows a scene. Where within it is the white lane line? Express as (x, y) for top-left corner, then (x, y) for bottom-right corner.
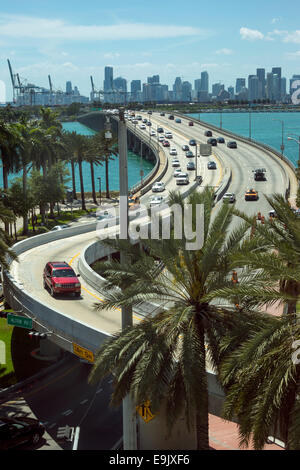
(96, 388), (103, 394)
(61, 409), (73, 416)
(80, 399), (89, 405)
(48, 422), (57, 429)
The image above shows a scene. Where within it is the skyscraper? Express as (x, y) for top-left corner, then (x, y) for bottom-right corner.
(182, 81), (192, 101)
(66, 81), (72, 95)
(266, 72), (274, 101)
(200, 71), (209, 92)
(173, 77), (182, 101)
(272, 67), (282, 101)
(256, 68), (265, 99)
(236, 78), (246, 94)
(248, 75), (259, 101)
(104, 66), (113, 91)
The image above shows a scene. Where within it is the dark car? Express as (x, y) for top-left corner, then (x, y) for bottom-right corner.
(175, 118), (181, 123)
(157, 127), (164, 133)
(162, 140), (170, 147)
(227, 141), (237, 148)
(207, 161), (217, 169)
(187, 161), (196, 170)
(168, 115), (174, 120)
(186, 151), (194, 158)
(182, 144), (189, 151)
(207, 138), (217, 146)
(147, 110), (152, 114)
(189, 139), (196, 146)
(146, 121), (152, 126)
(142, 118), (147, 123)
(217, 137), (225, 143)
(204, 130), (212, 137)
(159, 112), (165, 116)
(0, 416), (45, 450)
(43, 261), (81, 298)
(188, 121), (194, 126)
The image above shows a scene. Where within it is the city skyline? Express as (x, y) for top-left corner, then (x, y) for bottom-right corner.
(0, 1), (299, 101)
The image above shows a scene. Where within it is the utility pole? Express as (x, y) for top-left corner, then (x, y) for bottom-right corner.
(118, 107), (137, 450)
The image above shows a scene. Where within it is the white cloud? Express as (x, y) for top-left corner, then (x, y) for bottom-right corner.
(271, 18), (280, 24)
(215, 48), (233, 55)
(240, 27), (264, 41)
(286, 50), (300, 59)
(103, 52), (120, 59)
(283, 30), (300, 43)
(0, 14), (205, 41)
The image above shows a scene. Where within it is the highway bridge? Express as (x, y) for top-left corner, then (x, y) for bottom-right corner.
(2, 111), (298, 448)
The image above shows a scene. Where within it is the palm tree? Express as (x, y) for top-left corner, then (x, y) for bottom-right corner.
(90, 130), (118, 199)
(218, 313), (300, 449)
(88, 187), (255, 449)
(211, 193), (300, 449)
(64, 132), (92, 211)
(0, 201), (17, 269)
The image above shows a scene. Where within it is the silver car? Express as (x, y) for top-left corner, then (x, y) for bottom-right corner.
(222, 193), (236, 203)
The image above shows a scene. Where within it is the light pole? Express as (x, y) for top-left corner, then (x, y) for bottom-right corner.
(272, 119), (285, 155)
(287, 134), (300, 169)
(118, 107), (137, 450)
(97, 177), (101, 206)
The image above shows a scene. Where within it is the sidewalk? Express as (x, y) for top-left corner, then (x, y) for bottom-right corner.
(209, 414), (283, 450)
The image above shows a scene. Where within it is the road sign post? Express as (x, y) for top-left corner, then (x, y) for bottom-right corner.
(72, 343), (94, 363)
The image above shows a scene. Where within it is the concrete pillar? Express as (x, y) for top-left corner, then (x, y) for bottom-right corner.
(31, 339), (63, 362)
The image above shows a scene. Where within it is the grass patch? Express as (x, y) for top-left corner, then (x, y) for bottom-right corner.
(0, 318), (16, 388)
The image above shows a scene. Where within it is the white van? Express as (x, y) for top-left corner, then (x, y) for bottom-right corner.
(176, 173), (189, 185)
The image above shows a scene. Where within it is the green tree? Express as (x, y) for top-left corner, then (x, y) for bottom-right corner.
(88, 187), (254, 449)
(0, 200), (17, 269)
(90, 130), (118, 199)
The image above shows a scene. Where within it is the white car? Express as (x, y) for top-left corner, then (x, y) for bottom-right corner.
(173, 168), (182, 177)
(165, 132), (173, 139)
(50, 224), (69, 231)
(150, 130), (156, 136)
(152, 182), (165, 192)
(158, 135), (164, 142)
(150, 195), (164, 207)
(176, 173), (189, 185)
(169, 148), (177, 156)
(139, 124), (146, 129)
(223, 193), (236, 203)
(172, 159), (180, 167)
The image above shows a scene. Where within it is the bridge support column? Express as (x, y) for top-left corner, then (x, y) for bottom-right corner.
(31, 339), (63, 362)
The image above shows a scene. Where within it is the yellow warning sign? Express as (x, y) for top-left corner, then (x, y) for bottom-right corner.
(136, 400), (155, 423)
(72, 343), (94, 363)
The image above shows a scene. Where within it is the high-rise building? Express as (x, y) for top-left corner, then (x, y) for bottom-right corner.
(182, 81), (192, 101)
(173, 77), (182, 101)
(248, 75), (259, 101)
(104, 66), (113, 91)
(147, 75), (159, 84)
(281, 77), (286, 100)
(236, 78), (246, 94)
(200, 71), (209, 93)
(228, 86), (235, 100)
(212, 83), (224, 97)
(66, 81), (72, 95)
(194, 79), (202, 93)
(256, 68), (265, 99)
(266, 72), (274, 101)
(130, 80), (141, 101)
(272, 67), (282, 101)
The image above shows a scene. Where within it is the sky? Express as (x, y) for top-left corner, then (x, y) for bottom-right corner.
(0, 0), (300, 101)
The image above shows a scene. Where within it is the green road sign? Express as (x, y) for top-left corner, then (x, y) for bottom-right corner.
(7, 314), (33, 329)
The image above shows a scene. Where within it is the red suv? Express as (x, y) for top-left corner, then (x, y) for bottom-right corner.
(43, 262), (81, 298)
(162, 140), (170, 147)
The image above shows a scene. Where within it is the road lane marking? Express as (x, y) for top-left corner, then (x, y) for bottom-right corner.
(61, 409), (73, 416)
(24, 363), (80, 398)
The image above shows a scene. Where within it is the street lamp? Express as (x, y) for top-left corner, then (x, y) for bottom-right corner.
(287, 134), (300, 167)
(272, 119), (285, 155)
(97, 177), (101, 206)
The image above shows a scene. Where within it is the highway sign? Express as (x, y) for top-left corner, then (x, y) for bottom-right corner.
(72, 343), (94, 363)
(136, 400), (155, 423)
(200, 144), (212, 156)
(7, 314), (32, 329)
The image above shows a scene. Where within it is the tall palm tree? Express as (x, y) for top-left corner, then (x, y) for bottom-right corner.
(0, 201), (17, 269)
(64, 132), (92, 211)
(90, 130), (118, 199)
(88, 187), (255, 449)
(211, 193), (300, 449)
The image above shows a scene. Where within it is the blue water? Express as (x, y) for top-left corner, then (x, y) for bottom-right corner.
(0, 121), (155, 192)
(188, 112), (300, 166)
